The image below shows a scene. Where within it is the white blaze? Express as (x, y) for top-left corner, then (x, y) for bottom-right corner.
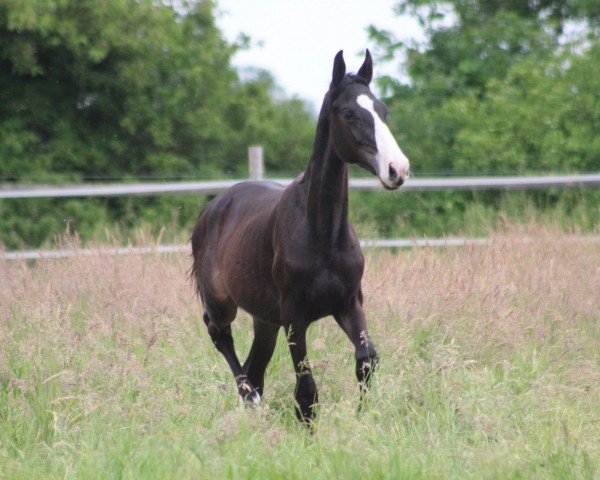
(356, 94), (410, 187)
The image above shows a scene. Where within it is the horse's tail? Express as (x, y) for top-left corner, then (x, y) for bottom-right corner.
(188, 252), (201, 299)
(188, 211), (207, 299)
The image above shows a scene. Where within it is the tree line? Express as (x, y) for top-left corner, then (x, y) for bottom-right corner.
(1, 0), (598, 248)
(370, 0), (600, 175)
(0, 0), (315, 247)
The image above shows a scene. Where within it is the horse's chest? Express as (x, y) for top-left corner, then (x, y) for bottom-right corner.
(308, 269), (350, 309)
(283, 251), (364, 316)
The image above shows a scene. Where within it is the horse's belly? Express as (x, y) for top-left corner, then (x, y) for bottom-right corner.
(230, 279), (279, 321)
(221, 250), (279, 321)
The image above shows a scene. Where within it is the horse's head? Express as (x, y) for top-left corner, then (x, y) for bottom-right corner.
(327, 50), (410, 190)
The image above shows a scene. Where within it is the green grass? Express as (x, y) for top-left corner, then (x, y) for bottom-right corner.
(2, 188), (599, 249)
(0, 226), (599, 479)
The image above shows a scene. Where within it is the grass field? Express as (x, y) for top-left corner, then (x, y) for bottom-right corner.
(1, 225), (599, 479)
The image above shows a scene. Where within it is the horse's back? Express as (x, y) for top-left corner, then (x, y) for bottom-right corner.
(191, 181), (285, 321)
(192, 181), (284, 247)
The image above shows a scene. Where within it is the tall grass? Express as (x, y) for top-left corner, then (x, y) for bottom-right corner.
(0, 224), (598, 479)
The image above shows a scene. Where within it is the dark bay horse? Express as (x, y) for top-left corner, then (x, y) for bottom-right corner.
(191, 50), (410, 423)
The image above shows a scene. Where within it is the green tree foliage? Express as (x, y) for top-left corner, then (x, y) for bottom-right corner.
(0, 0), (230, 180)
(220, 69), (315, 176)
(370, 0), (600, 174)
(0, 0), (315, 247)
(451, 46), (600, 174)
(351, 0), (600, 240)
(0, 0), (315, 181)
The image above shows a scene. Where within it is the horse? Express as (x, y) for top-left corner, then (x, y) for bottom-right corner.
(191, 49), (410, 423)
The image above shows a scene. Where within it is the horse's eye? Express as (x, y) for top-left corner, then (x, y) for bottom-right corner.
(342, 109), (355, 121)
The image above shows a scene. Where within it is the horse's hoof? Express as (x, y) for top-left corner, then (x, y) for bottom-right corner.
(236, 374), (260, 407)
(243, 390), (261, 407)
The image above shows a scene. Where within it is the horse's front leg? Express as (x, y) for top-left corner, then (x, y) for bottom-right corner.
(334, 295), (379, 405)
(282, 300), (318, 424)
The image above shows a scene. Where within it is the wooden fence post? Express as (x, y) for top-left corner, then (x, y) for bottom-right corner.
(248, 145), (264, 181)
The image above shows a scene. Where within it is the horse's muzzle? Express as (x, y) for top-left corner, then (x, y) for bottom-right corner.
(378, 161), (408, 190)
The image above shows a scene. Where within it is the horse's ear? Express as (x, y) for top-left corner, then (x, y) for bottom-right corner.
(357, 49), (373, 85)
(331, 50), (346, 89)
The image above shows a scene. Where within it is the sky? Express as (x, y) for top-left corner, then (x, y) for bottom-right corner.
(215, 0), (423, 112)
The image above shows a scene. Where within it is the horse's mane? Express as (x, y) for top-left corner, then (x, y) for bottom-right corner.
(301, 73), (370, 185)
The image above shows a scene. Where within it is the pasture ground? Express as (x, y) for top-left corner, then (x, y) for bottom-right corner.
(1, 225), (599, 479)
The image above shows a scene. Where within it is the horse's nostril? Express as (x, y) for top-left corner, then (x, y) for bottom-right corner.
(388, 163), (398, 179)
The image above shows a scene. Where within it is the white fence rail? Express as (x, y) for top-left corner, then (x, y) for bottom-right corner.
(1, 173), (599, 199)
(3, 236), (599, 261)
(1, 239), (486, 260)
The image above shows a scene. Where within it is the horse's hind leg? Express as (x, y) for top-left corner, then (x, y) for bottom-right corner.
(203, 300), (260, 406)
(243, 318), (280, 397)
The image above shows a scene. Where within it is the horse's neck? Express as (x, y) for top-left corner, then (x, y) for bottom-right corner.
(303, 136), (350, 248)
